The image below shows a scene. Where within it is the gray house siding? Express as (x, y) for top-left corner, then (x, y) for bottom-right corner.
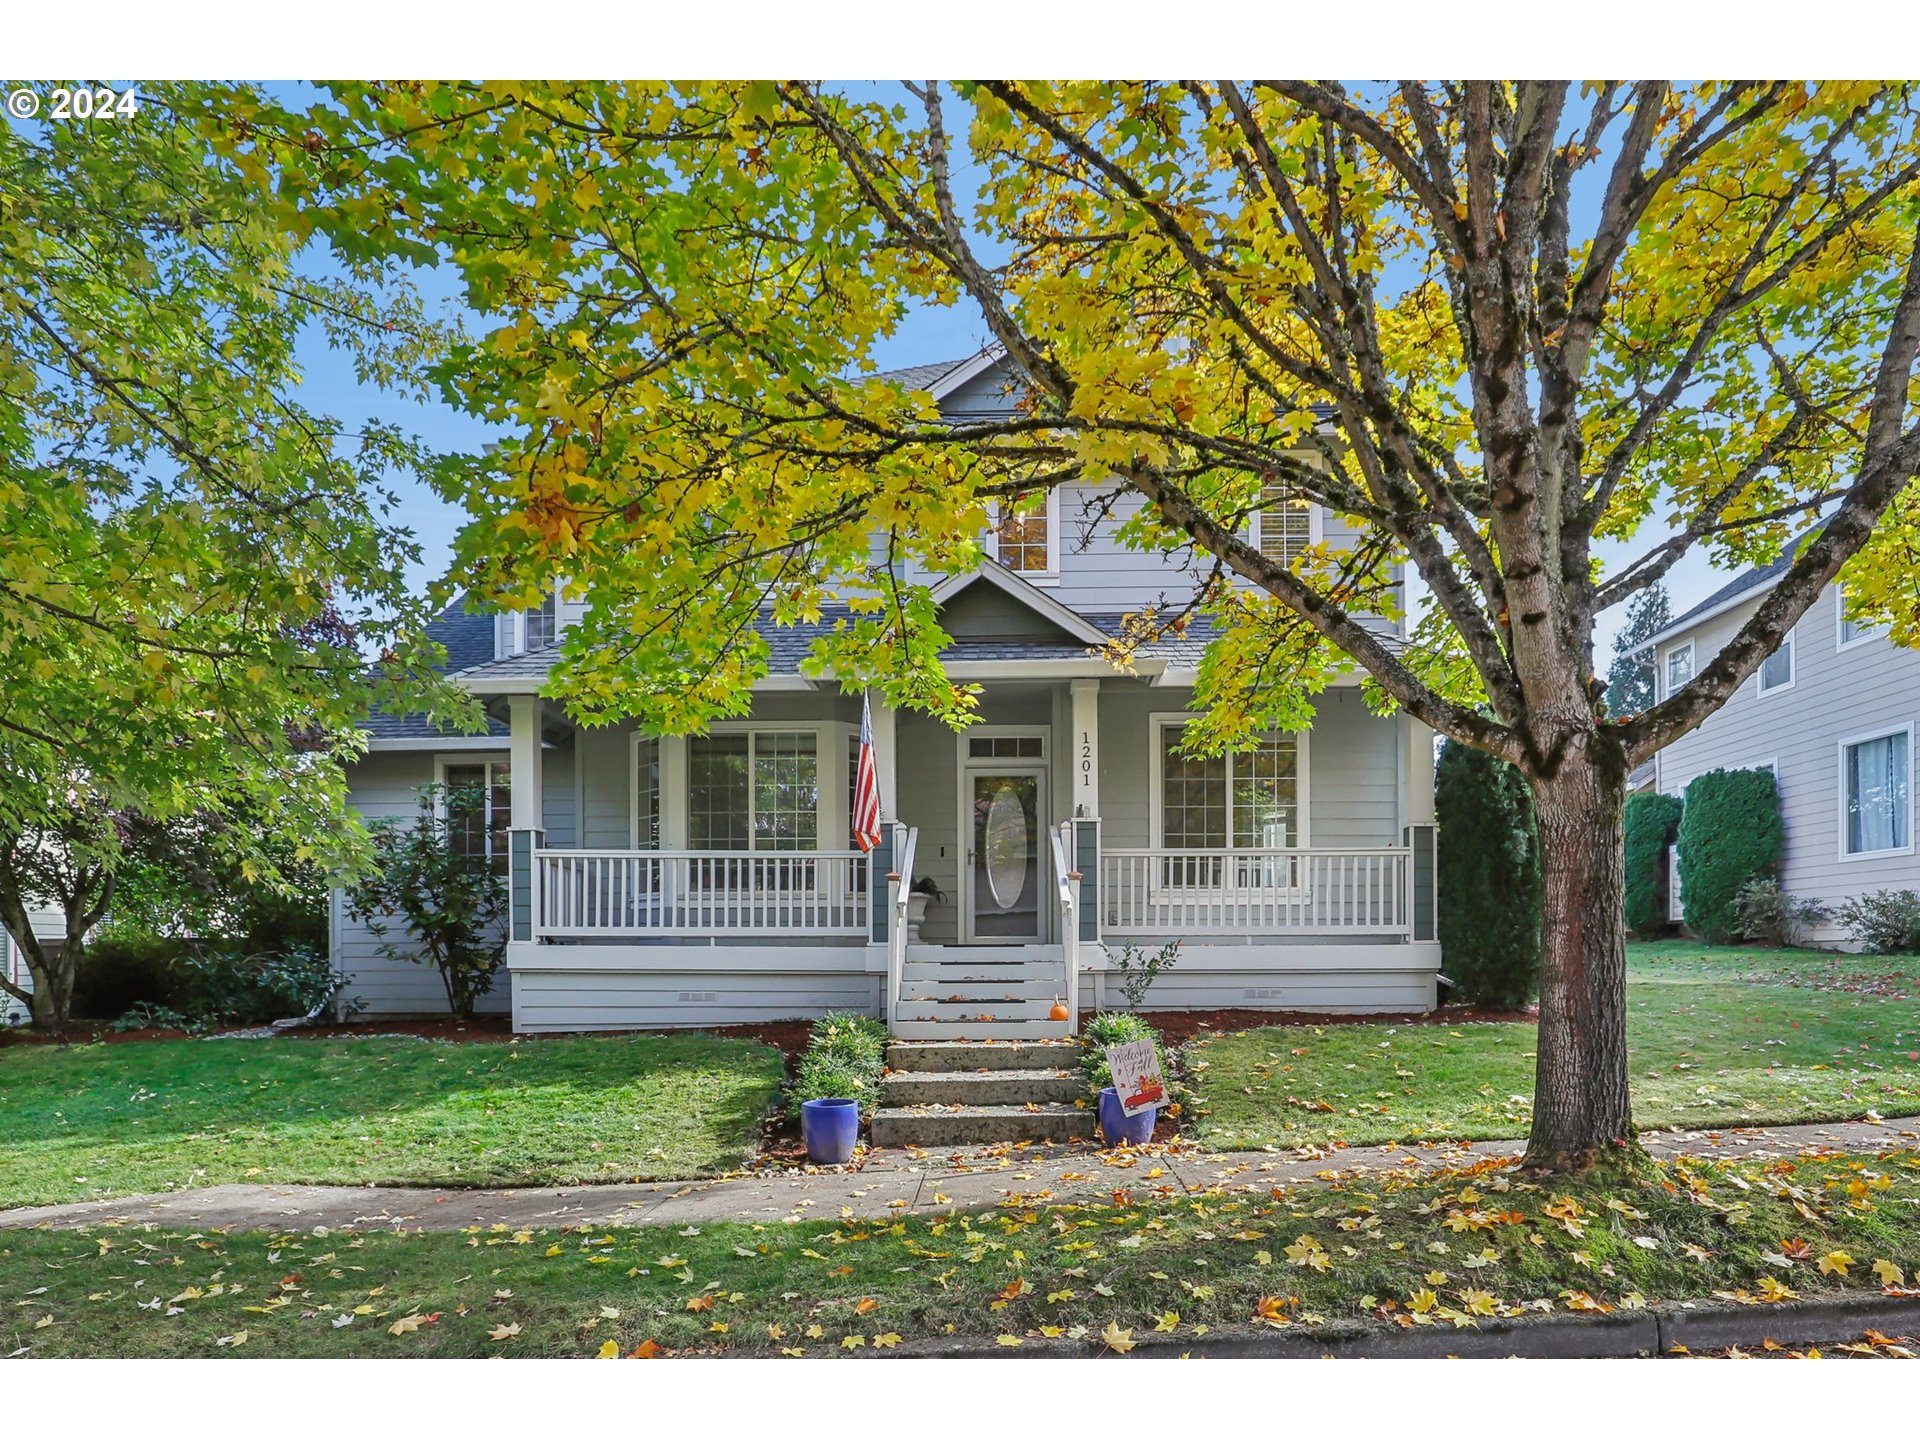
(1655, 581), (1920, 944)
(334, 741), (579, 1016)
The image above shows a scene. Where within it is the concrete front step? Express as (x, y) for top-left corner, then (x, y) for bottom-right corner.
(887, 1039), (1081, 1073)
(869, 1102), (1097, 1148)
(880, 1067), (1085, 1107)
(888, 1018), (1075, 1041)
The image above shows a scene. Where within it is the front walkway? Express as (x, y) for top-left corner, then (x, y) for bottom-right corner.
(2, 1118), (1911, 1233)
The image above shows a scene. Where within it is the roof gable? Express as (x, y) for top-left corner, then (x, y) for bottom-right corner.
(927, 563), (1112, 648)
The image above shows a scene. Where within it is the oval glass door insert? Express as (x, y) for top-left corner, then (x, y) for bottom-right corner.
(984, 783), (1029, 910)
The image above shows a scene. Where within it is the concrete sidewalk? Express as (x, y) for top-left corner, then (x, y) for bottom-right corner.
(1, 1118), (1911, 1234)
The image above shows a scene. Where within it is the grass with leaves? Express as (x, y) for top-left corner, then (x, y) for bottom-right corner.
(1188, 943), (1920, 1152)
(0, 1033), (785, 1209)
(5, 1148), (1920, 1356)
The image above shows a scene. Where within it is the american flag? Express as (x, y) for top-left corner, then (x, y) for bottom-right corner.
(852, 694), (882, 853)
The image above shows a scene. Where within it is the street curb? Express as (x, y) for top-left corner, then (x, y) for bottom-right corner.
(868, 1294), (1920, 1359)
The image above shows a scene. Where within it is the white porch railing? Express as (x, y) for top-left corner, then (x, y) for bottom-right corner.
(1048, 821), (1081, 1032)
(534, 848), (872, 938)
(1100, 846), (1412, 935)
(884, 824), (917, 1026)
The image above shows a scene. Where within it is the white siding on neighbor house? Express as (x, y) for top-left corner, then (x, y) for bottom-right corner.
(3, 903), (63, 1024)
(334, 739), (580, 1015)
(1654, 581), (1920, 944)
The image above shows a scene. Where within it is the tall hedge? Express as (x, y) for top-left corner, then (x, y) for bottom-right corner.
(1435, 739), (1541, 1010)
(1676, 768), (1784, 943)
(1623, 791), (1685, 936)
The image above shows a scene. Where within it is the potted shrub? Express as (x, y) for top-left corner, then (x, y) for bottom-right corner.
(791, 1013), (887, 1165)
(906, 876), (945, 942)
(1083, 1010), (1166, 1147)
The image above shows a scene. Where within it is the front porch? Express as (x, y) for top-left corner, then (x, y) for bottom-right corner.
(491, 671), (1439, 1035)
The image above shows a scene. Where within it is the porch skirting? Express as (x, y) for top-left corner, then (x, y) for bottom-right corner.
(502, 939), (1442, 1033)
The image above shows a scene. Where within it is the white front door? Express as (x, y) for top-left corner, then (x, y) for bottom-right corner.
(959, 764), (1049, 943)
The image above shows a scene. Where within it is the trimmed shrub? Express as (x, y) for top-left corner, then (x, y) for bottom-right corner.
(70, 936), (181, 1020)
(1435, 739), (1540, 1010)
(1732, 878), (1828, 949)
(1623, 791), (1684, 937)
(1835, 889), (1920, 954)
(1676, 768), (1784, 943)
(789, 1012), (888, 1116)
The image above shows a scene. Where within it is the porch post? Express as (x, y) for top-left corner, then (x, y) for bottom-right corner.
(658, 735), (688, 848)
(508, 694), (545, 830)
(1069, 679), (1100, 819)
(1402, 717), (1437, 945)
(507, 694), (546, 944)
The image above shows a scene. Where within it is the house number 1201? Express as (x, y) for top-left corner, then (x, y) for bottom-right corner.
(1080, 731), (1093, 786)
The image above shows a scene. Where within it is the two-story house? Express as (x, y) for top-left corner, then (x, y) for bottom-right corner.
(334, 350), (1442, 1036)
(1647, 550), (1918, 942)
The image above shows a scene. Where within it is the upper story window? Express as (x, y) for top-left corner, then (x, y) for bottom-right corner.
(1252, 476), (1316, 566)
(523, 591), (557, 651)
(991, 493), (1058, 577)
(1758, 628), (1794, 694)
(1841, 727), (1911, 857)
(442, 759), (511, 875)
(1663, 641), (1694, 696)
(1837, 583), (1889, 650)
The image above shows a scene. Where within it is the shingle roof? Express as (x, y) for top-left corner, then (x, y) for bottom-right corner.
(869, 357), (971, 391)
(449, 602), (1399, 688)
(360, 594), (510, 741)
(1646, 530), (1822, 650)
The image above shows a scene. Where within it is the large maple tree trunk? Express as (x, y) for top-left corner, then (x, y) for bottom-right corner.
(1521, 734), (1636, 1171)
(26, 942), (78, 1032)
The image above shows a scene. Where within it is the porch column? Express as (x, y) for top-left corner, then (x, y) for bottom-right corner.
(508, 695), (545, 829)
(658, 735), (688, 848)
(870, 697), (898, 822)
(1070, 679), (1100, 818)
(1402, 717), (1435, 827)
(507, 694), (545, 945)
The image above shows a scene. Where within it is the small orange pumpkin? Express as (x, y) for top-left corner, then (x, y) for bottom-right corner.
(1049, 998), (1070, 1022)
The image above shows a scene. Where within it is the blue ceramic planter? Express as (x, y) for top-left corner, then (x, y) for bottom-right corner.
(1098, 1086), (1157, 1147)
(801, 1096), (861, 1165)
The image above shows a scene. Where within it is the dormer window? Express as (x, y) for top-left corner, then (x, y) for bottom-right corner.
(1253, 476), (1317, 566)
(991, 492), (1058, 577)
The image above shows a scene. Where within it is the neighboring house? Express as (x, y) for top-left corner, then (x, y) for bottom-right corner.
(335, 350), (1441, 1035)
(1646, 550), (1918, 943)
(2, 903), (63, 1025)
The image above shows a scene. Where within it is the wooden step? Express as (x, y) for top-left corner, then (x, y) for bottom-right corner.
(888, 1018), (1074, 1041)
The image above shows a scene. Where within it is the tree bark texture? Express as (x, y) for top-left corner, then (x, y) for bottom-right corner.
(1522, 735), (1635, 1170)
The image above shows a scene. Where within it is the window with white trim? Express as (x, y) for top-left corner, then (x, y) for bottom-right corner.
(634, 738), (660, 850)
(1758, 629), (1794, 694)
(523, 591), (557, 651)
(688, 731), (820, 851)
(1842, 729), (1911, 857)
(991, 493), (1057, 575)
(443, 760), (511, 874)
(1838, 583), (1889, 649)
(1252, 476), (1315, 566)
(1157, 721), (1300, 850)
(1663, 641), (1694, 696)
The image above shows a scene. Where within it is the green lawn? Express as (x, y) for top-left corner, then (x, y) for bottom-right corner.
(0, 1033), (786, 1209)
(5, 1148), (1917, 1356)
(1190, 943), (1920, 1151)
